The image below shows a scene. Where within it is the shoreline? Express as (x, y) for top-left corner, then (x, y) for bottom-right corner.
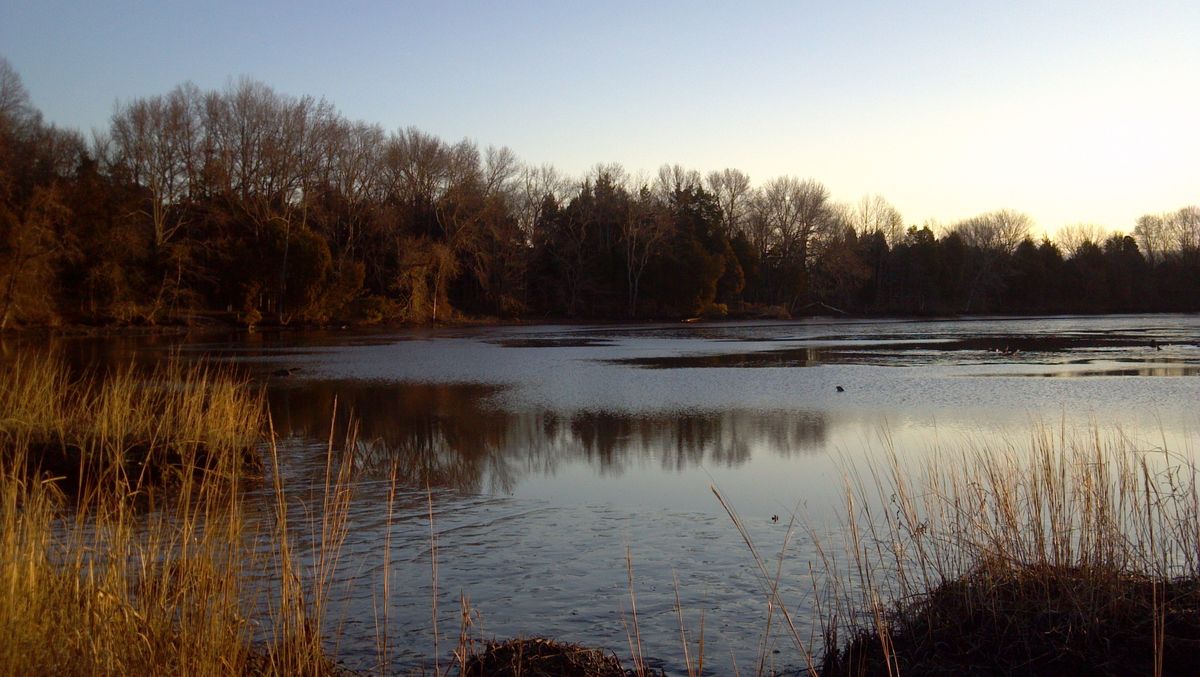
(4, 307), (1198, 340)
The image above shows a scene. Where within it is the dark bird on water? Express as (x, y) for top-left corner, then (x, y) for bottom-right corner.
(836, 385), (845, 392)
(771, 514), (780, 523)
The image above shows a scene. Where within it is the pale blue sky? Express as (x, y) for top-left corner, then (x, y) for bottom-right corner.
(3, 1), (1198, 233)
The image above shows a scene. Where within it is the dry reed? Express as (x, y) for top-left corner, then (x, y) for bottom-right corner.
(0, 353), (350, 675)
(0, 352), (262, 496)
(814, 424), (1200, 676)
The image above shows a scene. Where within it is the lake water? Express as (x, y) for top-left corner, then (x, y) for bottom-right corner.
(28, 315), (1200, 674)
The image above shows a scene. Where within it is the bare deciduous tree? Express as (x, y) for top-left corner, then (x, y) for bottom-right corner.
(810, 205), (870, 308)
(853, 194), (905, 246)
(952, 209), (1032, 254)
(0, 57), (35, 134)
(482, 146), (518, 198)
(1169, 206), (1200, 252)
(705, 168), (753, 238)
(1133, 215), (1168, 264)
(754, 176), (832, 266)
(1057, 223), (1114, 258)
(746, 176), (834, 309)
(654, 163), (701, 199)
(514, 164), (571, 242)
(382, 127), (450, 206)
(951, 209), (1034, 311)
(1131, 206), (1200, 262)
(317, 119), (385, 255)
(584, 162), (628, 193)
(111, 84), (203, 247)
(623, 187), (672, 317)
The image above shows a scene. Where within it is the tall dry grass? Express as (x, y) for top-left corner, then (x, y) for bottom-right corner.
(0, 353), (352, 675)
(0, 352), (263, 495)
(808, 425), (1200, 675)
(0, 352), (596, 676)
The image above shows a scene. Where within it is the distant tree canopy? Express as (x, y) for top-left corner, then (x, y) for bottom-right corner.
(1, 58), (1198, 329)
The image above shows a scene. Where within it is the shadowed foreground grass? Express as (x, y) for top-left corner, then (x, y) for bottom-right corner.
(822, 563), (1200, 675)
(0, 354), (341, 675)
(811, 427), (1200, 676)
(0, 353), (263, 495)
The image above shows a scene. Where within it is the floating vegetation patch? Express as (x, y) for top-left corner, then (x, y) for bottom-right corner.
(460, 637), (640, 677)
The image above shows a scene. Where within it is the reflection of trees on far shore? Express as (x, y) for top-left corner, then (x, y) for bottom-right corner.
(269, 380), (520, 494)
(567, 410), (828, 473)
(268, 380), (829, 493)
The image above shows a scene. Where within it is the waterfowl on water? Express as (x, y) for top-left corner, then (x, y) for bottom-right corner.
(836, 386), (845, 392)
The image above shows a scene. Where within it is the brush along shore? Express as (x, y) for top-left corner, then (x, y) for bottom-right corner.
(0, 354), (263, 494)
(820, 563), (1200, 676)
(810, 426), (1200, 677)
(0, 354), (335, 674)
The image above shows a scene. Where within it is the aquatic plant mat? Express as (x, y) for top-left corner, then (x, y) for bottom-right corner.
(460, 637), (636, 676)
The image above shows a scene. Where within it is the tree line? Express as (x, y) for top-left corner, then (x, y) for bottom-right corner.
(2, 59), (1198, 330)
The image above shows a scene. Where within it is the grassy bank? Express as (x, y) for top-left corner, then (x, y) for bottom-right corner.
(0, 354), (342, 675)
(0, 354), (263, 495)
(810, 427), (1200, 676)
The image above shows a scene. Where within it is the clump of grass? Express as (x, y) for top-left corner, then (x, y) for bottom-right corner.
(0, 402), (260, 672)
(0, 354), (350, 675)
(817, 425), (1200, 676)
(0, 352), (263, 494)
(823, 563), (1200, 676)
(260, 413), (356, 676)
(459, 637), (631, 677)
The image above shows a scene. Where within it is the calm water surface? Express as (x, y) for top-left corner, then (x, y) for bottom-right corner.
(28, 315), (1200, 673)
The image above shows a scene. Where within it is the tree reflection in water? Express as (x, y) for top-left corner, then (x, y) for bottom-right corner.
(268, 380), (829, 493)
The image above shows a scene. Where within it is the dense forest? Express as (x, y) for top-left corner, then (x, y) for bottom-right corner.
(2, 58), (1198, 330)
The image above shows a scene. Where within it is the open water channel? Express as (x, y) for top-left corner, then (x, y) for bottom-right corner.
(34, 314), (1200, 674)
